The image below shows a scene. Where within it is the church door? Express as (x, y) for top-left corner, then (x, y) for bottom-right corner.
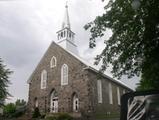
(51, 98), (58, 113)
(50, 90), (58, 113)
(73, 94), (79, 112)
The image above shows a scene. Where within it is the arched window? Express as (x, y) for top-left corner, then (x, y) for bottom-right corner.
(97, 80), (102, 103)
(117, 87), (120, 105)
(41, 70), (47, 89)
(61, 32), (63, 38)
(109, 83), (113, 104)
(61, 64), (68, 85)
(50, 56), (56, 68)
(73, 93), (79, 112)
(69, 32), (71, 38)
(34, 97), (38, 108)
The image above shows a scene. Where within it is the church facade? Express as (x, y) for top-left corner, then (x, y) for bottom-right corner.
(27, 4), (132, 118)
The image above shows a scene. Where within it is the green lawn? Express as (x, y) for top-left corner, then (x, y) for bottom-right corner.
(95, 113), (120, 120)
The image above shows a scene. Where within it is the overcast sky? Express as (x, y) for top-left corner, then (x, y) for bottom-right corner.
(0, 0), (139, 103)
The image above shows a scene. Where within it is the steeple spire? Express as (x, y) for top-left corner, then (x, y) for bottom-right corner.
(56, 2), (79, 55)
(62, 2), (70, 29)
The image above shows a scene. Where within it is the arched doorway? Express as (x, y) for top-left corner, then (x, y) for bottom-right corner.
(73, 93), (79, 112)
(50, 90), (58, 113)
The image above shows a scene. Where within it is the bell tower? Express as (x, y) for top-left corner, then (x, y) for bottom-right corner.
(57, 3), (78, 55)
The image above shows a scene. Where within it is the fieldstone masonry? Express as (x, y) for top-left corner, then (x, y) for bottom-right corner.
(27, 42), (132, 118)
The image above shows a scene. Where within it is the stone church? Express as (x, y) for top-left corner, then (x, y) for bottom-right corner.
(27, 4), (132, 118)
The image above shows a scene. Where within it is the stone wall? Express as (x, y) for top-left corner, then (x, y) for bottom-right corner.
(86, 69), (131, 117)
(28, 42), (90, 114)
(27, 42), (132, 118)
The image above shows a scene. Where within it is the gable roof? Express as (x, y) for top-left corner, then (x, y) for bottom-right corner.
(27, 41), (133, 91)
(55, 43), (133, 91)
(27, 41), (54, 84)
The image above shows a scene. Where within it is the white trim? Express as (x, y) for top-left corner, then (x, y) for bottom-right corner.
(50, 91), (58, 113)
(61, 64), (68, 85)
(50, 56), (57, 68)
(97, 80), (102, 103)
(41, 69), (47, 89)
(109, 83), (113, 104)
(57, 39), (77, 47)
(117, 87), (120, 105)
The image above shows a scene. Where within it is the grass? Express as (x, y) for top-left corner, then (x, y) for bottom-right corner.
(95, 113), (120, 120)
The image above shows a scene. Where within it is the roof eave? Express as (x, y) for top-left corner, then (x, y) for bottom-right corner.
(84, 66), (134, 91)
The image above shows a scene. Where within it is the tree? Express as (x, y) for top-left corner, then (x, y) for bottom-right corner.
(85, 0), (159, 90)
(0, 58), (12, 106)
(136, 78), (154, 91)
(3, 103), (16, 117)
(3, 100), (27, 118)
(14, 99), (27, 118)
(15, 99), (26, 107)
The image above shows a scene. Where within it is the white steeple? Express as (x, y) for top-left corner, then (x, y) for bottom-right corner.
(56, 2), (79, 55)
(62, 3), (70, 29)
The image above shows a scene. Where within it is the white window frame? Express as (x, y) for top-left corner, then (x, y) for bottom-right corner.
(109, 83), (113, 104)
(61, 64), (68, 86)
(97, 80), (102, 103)
(41, 69), (47, 89)
(117, 87), (120, 105)
(50, 56), (57, 68)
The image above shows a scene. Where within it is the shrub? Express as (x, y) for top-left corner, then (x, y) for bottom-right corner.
(3, 103), (16, 118)
(32, 107), (41, 118)
(12, 105), (26, 118)
(40, 114), (46, 119)
(2, 100), (27, 118)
